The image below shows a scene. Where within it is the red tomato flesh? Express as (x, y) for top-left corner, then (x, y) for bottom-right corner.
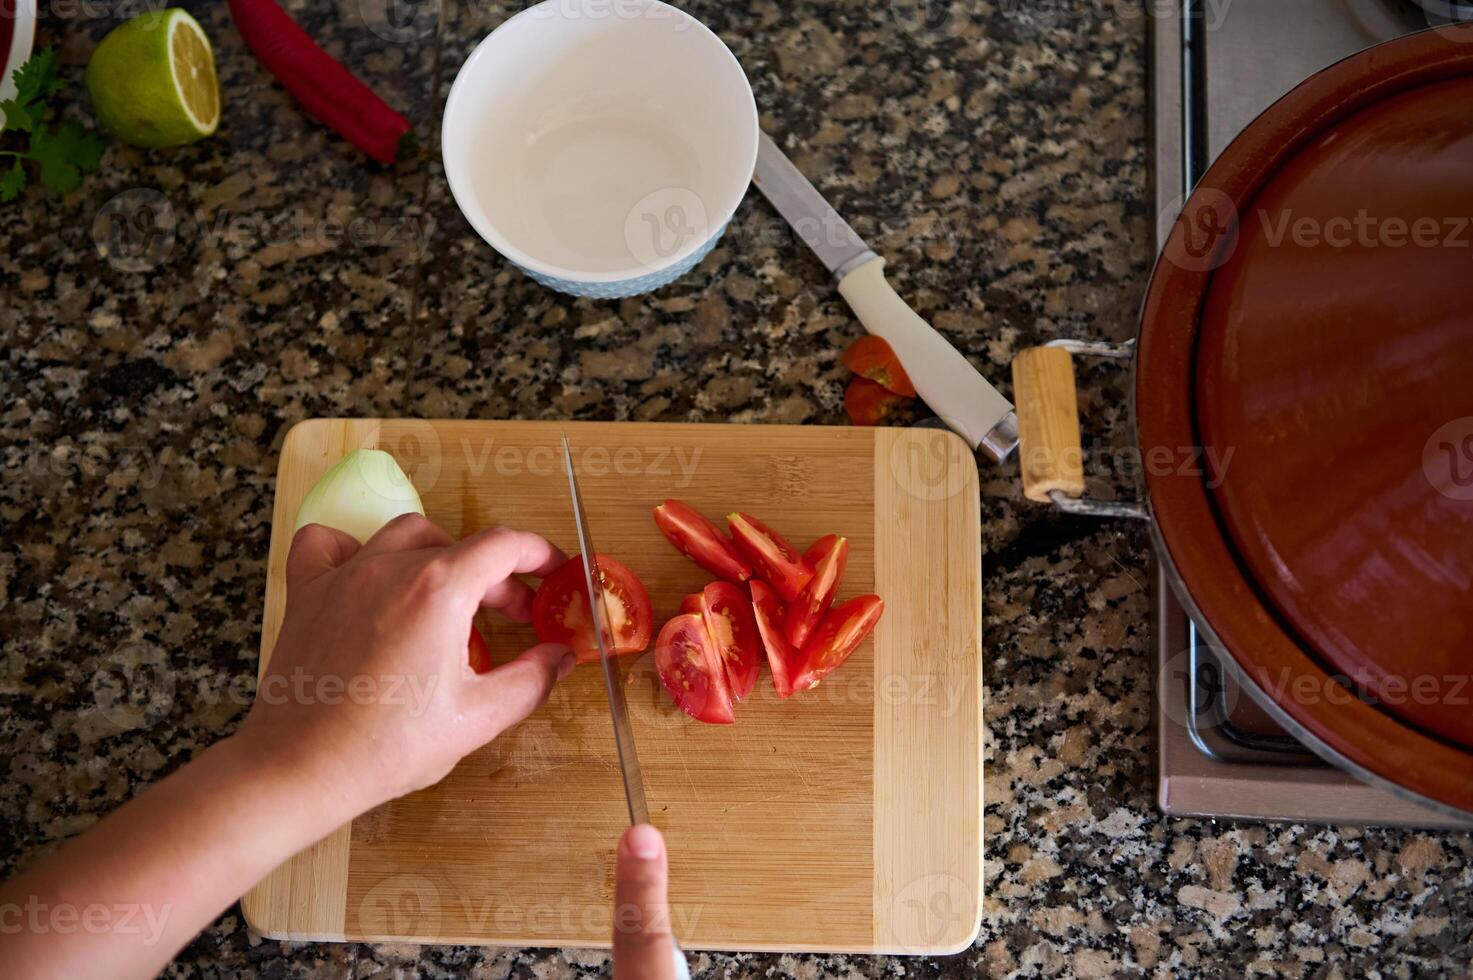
(791, 594), (884, 693)
(695, 581), (762, 702)
(467, 623), (493, 674)
(750, 579), (800, 699)
(654, 613), (736, 724)
(678, 593), (703, 616)
(844, 377), (912, 426)
(783, 535), (849, 649)
(726, 512), (813, 602)
(532, 554), (653, 663)
(653, 500), (752, 583)
(842, 335), (917, 397)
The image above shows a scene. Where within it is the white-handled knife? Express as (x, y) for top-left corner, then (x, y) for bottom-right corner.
(752, 132), (1019, 461)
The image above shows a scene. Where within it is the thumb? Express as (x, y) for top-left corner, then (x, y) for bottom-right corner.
(286, 523), (362, 590)
(614, 824), (678, 980)
(463, 642), (575, 744)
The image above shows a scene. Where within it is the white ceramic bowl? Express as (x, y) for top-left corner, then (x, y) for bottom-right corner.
(0, 0), (37, 111)
(442, 0), (758, 299)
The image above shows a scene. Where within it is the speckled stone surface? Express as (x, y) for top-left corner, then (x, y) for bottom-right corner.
(2, 1), (1470, 977)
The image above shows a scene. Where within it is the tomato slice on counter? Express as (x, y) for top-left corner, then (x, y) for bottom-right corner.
(843, 377), (912, 426)
(842, 335), (916, 397)
(678, 593), (703, 616)
(532, 554), (653, 663)
(692, 581), (762, 702)
(654, 613), (736, 725)
(467, 623), (493, 674)
(653, 500), (752, 583)
(750, 579), (800, 699)
(791, 595), (884, 694)
(782, 534), (849, 649)
(726, 512), (813, 602)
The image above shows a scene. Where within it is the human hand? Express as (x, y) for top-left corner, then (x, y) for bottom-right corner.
(614, 824), (686, 980)
(236, 514), (574, 818)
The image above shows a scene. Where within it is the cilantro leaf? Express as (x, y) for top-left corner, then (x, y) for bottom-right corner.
(0, 159), (25, 202)
(0, 97), (33, 132)
(30, 121), (105, 194)
(1, 49), (105, 201)
(10, 48), (57, 105)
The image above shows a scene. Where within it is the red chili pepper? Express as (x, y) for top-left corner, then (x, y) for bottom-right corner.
(227, 0), (412, 164)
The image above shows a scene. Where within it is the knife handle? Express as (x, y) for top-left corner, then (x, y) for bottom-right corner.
(836, 255), (1017, 461)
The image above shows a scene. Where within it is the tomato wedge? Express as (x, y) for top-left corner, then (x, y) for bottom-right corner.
(467, 623), (493, 674)
(844, 377), (912, 426)
(842, 335), (916, 397)
(750, 579), (800, 699)
(783, 535), (849, 649)
(653, 500), (752, 583)
(654, 613), (736, 724)
(532, 554), (653, 663)
(726, 512), (813, 602)
(678, 593), (703, 616)
(692, 581), (761, 702)
(791, 595), (884, 693)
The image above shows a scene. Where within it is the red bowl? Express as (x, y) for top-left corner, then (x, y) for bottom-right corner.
(1138, 24), (1473, 816)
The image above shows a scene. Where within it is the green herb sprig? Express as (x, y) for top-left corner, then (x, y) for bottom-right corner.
(0, 48), (106, 201)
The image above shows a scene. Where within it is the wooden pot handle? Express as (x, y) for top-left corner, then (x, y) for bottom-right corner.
(1011, 347), (1085, 503)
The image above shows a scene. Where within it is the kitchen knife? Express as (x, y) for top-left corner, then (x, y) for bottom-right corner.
(752, 131), (1019, 461)
(559, 435), (691, 980)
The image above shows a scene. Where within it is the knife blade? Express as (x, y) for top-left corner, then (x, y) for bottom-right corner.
(560, 436), (691, 980)
(560, 433), (649, 827)
(752, 131), (1019, 461)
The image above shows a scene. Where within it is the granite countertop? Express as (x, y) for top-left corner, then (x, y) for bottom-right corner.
(2, 1), (1470, 977)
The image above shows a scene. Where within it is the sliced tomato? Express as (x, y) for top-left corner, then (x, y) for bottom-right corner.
(782, 535), (849, 649)
(726, 512), (813, 602)
(467, 623), (493, 674)
(693, 581), (762, 702)
(842, 335), (916, 397)
(532, 554), (653, 663)
(791, 594), (884, 693)
(678, 593), (703, 616)
(844, 377), (912, 426)
(750, 579), (800, 699)
(653, 500), (752, 583)
(654, 613), (736, 724)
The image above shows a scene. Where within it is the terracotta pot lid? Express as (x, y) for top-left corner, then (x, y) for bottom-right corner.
(1139, 25), (1473, 815)
(1194, 73), (1473, 750)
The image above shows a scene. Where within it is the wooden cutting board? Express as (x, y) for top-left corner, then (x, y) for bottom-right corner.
(241, 419), (983, 954)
